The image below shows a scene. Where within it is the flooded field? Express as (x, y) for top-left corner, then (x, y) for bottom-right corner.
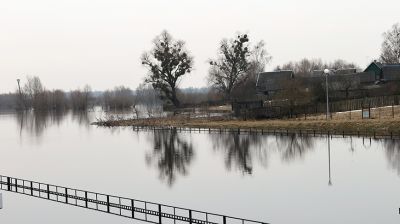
(0, 111), (399, 224)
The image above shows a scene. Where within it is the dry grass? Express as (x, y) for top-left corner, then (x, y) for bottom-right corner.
(295, 105), (400, 121)
(94, 108), (400, 136)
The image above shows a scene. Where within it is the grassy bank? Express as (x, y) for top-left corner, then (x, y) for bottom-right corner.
(94, 115), (400, 137)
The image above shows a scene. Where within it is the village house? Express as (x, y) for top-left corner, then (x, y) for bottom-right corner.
(256, 61), (400, 99)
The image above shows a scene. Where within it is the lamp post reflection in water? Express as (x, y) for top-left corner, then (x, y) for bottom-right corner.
(328, 135), (332, 186)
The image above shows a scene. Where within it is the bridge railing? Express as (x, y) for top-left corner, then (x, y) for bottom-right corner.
(0, 175), (269, 224)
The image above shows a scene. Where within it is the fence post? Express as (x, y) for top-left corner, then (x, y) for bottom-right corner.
(30, 181), (33, 196)
(189, 210), (193, 224)
(392, 101), (395, 118)
(223, 216), (227, 224)
(47, 185), (50, 199)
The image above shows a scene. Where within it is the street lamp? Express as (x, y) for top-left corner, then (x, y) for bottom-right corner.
(323, 69), (331, 120)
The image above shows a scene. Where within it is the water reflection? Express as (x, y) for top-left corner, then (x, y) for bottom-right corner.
(211, 133), (269, 175)
(14, 110), (91, 138)
(328, 136), (332, 186)
(71, 111), (91, 126)
(275, 134), (315, 162)
(145, 130), (194, 186)
(16, 111), (67, 137)
(380, 139), (400, 175)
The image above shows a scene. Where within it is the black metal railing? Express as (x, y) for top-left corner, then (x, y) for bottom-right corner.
(0, 175), (269, 224)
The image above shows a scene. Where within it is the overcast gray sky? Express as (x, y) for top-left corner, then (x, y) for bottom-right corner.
(1, 0), (399, 93)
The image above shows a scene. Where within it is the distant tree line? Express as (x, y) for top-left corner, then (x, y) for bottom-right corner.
(13, 76), (93, 112)
(2, 22), (398, 113)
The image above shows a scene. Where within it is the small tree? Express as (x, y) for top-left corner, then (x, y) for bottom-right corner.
(141, 31), (193, 108)
(380, 23), (400, 64)
(208, 33), (271, 100)
(136, 83), (163, 118)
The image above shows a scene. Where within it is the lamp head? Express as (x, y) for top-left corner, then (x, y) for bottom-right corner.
(324, 69), (330, 75)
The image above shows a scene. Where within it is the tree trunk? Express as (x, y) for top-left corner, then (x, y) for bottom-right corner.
(171, 88), (180, 108)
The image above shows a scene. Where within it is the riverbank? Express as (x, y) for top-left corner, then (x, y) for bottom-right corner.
(93, 115), (400, 137)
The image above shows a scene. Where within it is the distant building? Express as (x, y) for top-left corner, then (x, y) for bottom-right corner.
(364, 61), (400, 82)
(256, 61), (400, 100)
(255, 70), (294, 96)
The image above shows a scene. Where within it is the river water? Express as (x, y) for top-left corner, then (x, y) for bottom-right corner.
(0, 111), (399, 224)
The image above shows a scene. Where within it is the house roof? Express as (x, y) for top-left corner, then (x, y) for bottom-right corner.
(256, 70), (294, 92)
(364, 61), (400, 80)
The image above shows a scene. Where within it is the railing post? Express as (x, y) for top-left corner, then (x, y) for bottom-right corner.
(189, 210), (192, 224)
(30, 181), (33, 196)
(7, 177), (11, 191)
(65, 188), (68, 203)
(223, 216), (227, 224)
(107, 195), (110, 213)
(158, 204), (162, 224)
(85, 191), (88, 208)
(47, 185), (50, 199)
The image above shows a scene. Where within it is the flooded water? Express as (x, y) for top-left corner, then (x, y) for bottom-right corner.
(0, 111), (399, 224)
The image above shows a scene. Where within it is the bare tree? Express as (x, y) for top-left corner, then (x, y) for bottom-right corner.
(329, 75), (360, 99)
(380, 23), (400, 64)
(70, 85), (92, 111)
(275, 58), (359, 76)
(141, 31), (193, 108)
(208, 33), (271, 100)
(135, 83), (163, 118)
(22, 76), (48, 111)
(102, 86), (135, 110)
(274, 78), (312, 117)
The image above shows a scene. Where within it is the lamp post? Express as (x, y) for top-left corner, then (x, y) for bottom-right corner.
(323, 69), (331, 120)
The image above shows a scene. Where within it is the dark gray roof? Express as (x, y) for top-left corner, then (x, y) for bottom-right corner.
(382, 64), (400, 81)
(256, 71), (294, 92)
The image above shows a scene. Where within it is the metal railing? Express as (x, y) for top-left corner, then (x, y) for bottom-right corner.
(0, 175), (269, 224)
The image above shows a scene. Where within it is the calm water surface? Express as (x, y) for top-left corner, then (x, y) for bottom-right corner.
(0, 111), (399, 224)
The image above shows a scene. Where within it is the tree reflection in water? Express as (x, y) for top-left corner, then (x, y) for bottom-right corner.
(16, 111), (67, 137)
(275, 134), (315, 162)
(71, 111), (91, 126)
(210, 133), (269, 175)
(146, 130), (194, 186)
(380, 139), (400, 175)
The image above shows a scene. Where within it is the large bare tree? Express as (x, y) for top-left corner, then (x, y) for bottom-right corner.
(380, 23), (400, 64)
(141, 31), (193, 108)
(208, 33), (271, 100)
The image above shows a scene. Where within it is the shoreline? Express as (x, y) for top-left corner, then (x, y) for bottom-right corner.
(93, 116), (400, 137)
